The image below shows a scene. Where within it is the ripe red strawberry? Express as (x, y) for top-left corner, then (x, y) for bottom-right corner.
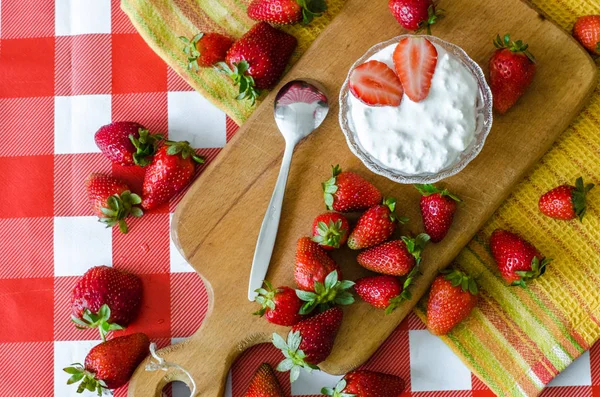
(348, 60), (404, 106)
(489, 34), (536, 114)
(273, 307), (343, 382)
(64, 333), (150, 393)
(180, 32), (234, 69)
(245, 363), (285, 397)
(141, 141), (204, 210)
(248, 0), (327, 25)
(347, 198), (407, 250)
(312, 212), (350, 250)
(393, 36), (438, 102)
(490, 229), (550, 287)
(95, 122), (163, 167)
(253, 281), (305, 326)
(86, 173), (143, 234)
(321, 369), (406, 397)
(71, 265), (143, 341)
(322, 165), (382, 212)
(355, 275), (408, 314)
(388, 0), (442, 34)
(539, 177), (595, 222)
(427, 269), (478, 335)
(416, 184), (460, 242)
(294, 237), (342, 291)
(357, 234), (430, 276)
(218, 22), (297, 104)
(573, 15), (600, 55)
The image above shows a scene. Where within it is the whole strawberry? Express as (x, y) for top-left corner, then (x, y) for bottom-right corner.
(141, 141), (204, 210)
(416, 184), (460, 242)
(347, 198), (407, 250)
(218, 22), (297, 104)
(245, 363), (285, 397)
(490, 229), (550, 287)
(357, 234), (429, 276)
(180, 32), (234, 69)
(427, 269), (478, 335)
(388, 0), (442, 34)
(253, 281), (305, 326)
(323, 165), (382, 212)
(64, 333), (150, 394)
(539, 177), (594, 222)
(489, 34), (536, 114)
(95, 122), (163, 167)
(86, 173), (143, 234)
(322, 370), (405, 397)
(355, 275), (411, 314)
(573, 15), (600, 55)
(71, 265), (143, 341)
(296, 270), (355, 315)
(295, 237), (342, 291)
(273, 307), (343, 382)
(312, 212), (350, 250)
(248, 0), (327, 25)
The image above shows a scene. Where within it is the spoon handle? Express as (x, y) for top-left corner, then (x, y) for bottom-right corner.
(248, 143), (295, 301)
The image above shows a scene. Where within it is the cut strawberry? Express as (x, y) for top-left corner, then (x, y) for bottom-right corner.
(348, 60), (404, 106)
(393, 36), (438, 102)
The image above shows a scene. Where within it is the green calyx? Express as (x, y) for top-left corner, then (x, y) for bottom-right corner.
(216, 60), (260, 105)
(164, 140), (205, 164)
(312, 219), (346, 248)
(297, 0), (328, 25)
(98, 190), (143, 234)
(494, 33), (536, 63)
(63, 363), (108, 396)
(572, 176), (595, 222)
(71, 304), (125, 342)
(323, 165), (342, 210)
(253, 280), (278, 317)
(383, 197), (409, 224)
(512, 257), (552, 288)
(179, 33), (204, 71)
(321, 379), (356, 397)
(441, 268), (478, 295)
(401, 233), (431, 264)
(129, 128), (164, 167)
(415, 184), (461, 202)
(273, 331), (320, 383)
(296, 271), (354, 315)
(386, 264), (421, 315)
(415, 4), (444, 35)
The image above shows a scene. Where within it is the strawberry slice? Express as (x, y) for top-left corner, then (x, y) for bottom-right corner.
(393, 36), (438, 102)
(348, 60), (404, 106)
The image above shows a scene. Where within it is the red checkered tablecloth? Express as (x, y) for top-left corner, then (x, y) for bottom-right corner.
(1, 0), (599, 396)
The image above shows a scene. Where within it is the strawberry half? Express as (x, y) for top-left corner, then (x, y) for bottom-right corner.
(357, 233), (430, 276)
(322, 369), (406, 397)
(294, 237), (342, 292)
(393, 36), (438, 102)
(253, 281), (305, 326)
(247, 0), (327, 25)
(539, 177), (594, 222)
(295, 270), (355, 315)
(349, 60), (404, 106)
(416, 184), (461, 242)
(322, 165), (382, 213)
(179, 32), (234, 69)
(312, 212), (350, 250)
(245, 363), (286, 397)
(347, 198), (408, 250)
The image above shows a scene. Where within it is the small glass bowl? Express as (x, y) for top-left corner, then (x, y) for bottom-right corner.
(338, 35), (493, 184)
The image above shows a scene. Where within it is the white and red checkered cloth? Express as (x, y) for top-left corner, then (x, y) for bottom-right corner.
(0, 0), (598, 396)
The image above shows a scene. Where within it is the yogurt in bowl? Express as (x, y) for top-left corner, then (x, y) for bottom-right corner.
(339, 35), (493, 184)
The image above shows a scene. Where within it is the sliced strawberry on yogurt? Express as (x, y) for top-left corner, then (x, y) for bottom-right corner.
(393, 36), (438, 102)
(348, 60), (404, 106)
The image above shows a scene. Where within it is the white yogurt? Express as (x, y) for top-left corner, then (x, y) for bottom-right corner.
(347, 42), (479, 175)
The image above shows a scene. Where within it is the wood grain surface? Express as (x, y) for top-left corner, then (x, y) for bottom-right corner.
(127, 0), (597, 395)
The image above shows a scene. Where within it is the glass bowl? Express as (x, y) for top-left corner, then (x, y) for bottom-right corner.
(338, 35), (493, 184)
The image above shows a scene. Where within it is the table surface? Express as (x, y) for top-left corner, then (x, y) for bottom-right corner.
(0, 0), (599, 396)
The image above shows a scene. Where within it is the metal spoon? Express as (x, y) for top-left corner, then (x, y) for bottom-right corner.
(247, 80), (330, 301)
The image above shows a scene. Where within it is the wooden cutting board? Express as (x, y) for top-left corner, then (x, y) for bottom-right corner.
(127, 0), (597, 395)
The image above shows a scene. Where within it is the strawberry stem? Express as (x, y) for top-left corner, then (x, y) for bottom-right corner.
(415, 4), (444, 36)
(385, 264), (421, 314)
(98, 190), (143, 235)
(295, 271), (354, 315)
(179, 33), (204, 71)
(273, 331), (319, 383)
(296, 0), (328, 25)
(252, 280), (278, 317)
(322, 165), (342, 210)
(312, 219), (345, 248)
(71, 304), (125, 341)
(572, 176), (595, 222)
(415, 183), (461, 202)
(512, 257), (551, 288)
(493, 33), (536, 63)
(441, 268), (478, 295)
(164, 140), (205, 164)
(63, 363), (108, 396)
(216, 60), (261, 105)
(129, 128), (164, 167)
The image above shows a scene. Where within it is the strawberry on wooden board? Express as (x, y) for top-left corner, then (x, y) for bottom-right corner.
(415, 184), (460, 242)
(245, 363), (286, 397)
(247, 0), (327, 25)
(388, 0), (442, 34)
(490, 229), (551, 287)
(253, 281), (305, 326)
(141, 141), (204, 210)
(295, 237), (342, 291)
(85, 173), (143, 234)
(312, 212), (350, 250)
(348, 60), (404, 107)
(539, 177), (595, 222)
(392, 36), (438, 102)
(323, 165), (382, 212)
(573, 15), (600, 55)
(296, 270), (355, 315)
(354, 274), (417, 314)
(95, 122), (164, 167)
(179, 32), (234, 70)
(357, 234), (430, 276)
(217, 22), (297, 104)
(71, 265), (143, 341)
(489, 34), (536, 114)
(321, 369), (406, 397)
(427, 269), (478, 336)
(273, 307), (343, 382)
(64, 333), (150, 394)
(347, 198), (408, 250)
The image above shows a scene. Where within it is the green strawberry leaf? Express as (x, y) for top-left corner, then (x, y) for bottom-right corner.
(296, 271), (355, 315)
